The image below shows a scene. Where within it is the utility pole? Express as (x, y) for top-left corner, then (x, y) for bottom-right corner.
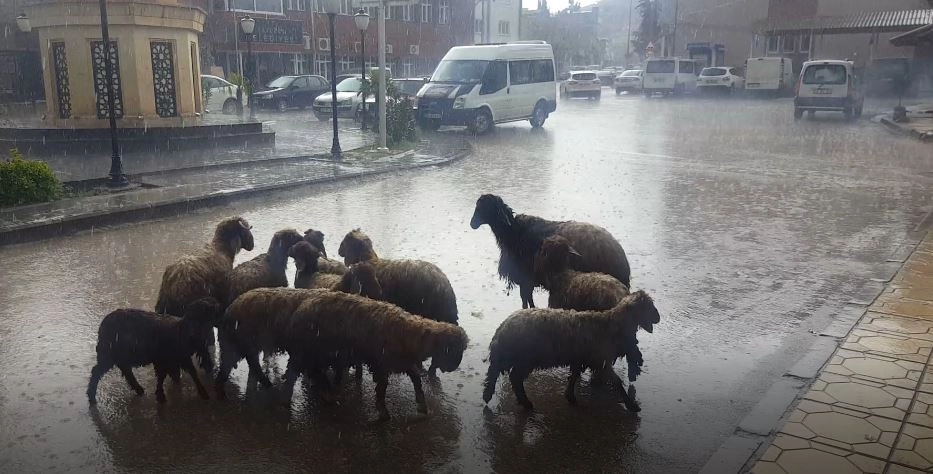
(625, 0), (632, 61)
(671, 0), (679, 57)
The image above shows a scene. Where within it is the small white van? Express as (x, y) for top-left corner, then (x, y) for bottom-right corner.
(642, 58), (698, 96)
(744, 57), (794, 95)
(794, 59), (864, 120)
(416, 42), (557, 134)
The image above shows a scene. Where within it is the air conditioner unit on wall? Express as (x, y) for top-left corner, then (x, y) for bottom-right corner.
(409, 45), (419, 55)
(386, 43), (393, 54)
(318, 37), (330, 51)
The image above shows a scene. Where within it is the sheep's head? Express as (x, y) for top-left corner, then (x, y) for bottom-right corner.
(427, 325), (469, 373)
(337, 228), (377, 265)
(470, 194), (513, 229)
(345, 262), (384, 300)
(270, 229), (304, 255)
(622, 290), (660, 334)
(288, 241), (321, 273)
(533, 235), (580, 280)
(303, 228), (328, 259)
(216, 217), (255, 253)
(181, 297), (223, 351)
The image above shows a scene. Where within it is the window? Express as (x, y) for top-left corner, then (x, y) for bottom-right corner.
(766, 36), (779, 53)
(385, 5), (393, 19)
(570, 72), (597, 80)
(498, 21), (509, 35)
(316, 58), (329, 77)
(783, 35), (796, 53)
(700, 67), (726, 76)
(389, 5), (411, 21)
(532, 59), (554, 82)
(799, 34), (811, 52)
(480, 61), (507, 94)
(403, 59), (413, 77)
(475, 19), (483, 35)
(339, 56), (353, 72)
(646, 60), (674, 73)
(431, 59), (488, 83)
(365, 6), (378, 18)
(439, 0), (449, 24)
(679, 60), (694, 74)
(308, 76), (325, 87)
(233, 0), (283, 14)
(421, 2), (432, 23)
(509, 60), (532, 85)
(801, 64), (847, 85)
(340, 0), (350, 14)
(297, 0), (305, 11)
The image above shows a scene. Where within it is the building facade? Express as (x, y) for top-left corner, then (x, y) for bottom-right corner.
(203, 0), (473, 84)
(474, 0), (520, 44)
(0, 0), (43, 107)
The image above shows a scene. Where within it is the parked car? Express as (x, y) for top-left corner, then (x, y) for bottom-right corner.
(561, 71), (602, 100)
(744, 57), (794, 95)
(794, 59), (864, 120)
(251, 75), (330, 112)
(697, 67), (744, 94)
(311, 76), (377, 121)
(333, 73), (359, 85)
(200, 74), (240, 114)
(596, 69), (616, 87)
(643, 57), (698, 96)
(614, 69), (643, 95)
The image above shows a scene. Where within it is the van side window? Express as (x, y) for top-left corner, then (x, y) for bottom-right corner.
(680, 61), (694, 74)
(533, 59), (555, 82)
(481, 61), (508, 95)
(509, 60), (533, 85)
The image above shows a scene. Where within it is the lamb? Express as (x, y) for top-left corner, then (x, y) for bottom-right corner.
(282, 290), (469, 421)
(289, 241), (383, 299)
(226, 229), (304, 305)
(337, 229), (458, 326)
(303, 228), (348, 275)
(87, 297), (222, 405)
(534, 235), (644, 382)
(469, 194), (631, 309)
(482, 291), (660, 413)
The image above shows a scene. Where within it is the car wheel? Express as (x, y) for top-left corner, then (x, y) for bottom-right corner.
(594, 91), (601, 101)
(277, 99), (288, 112)
(615, 88), (622, 96)
(529, 102), (547, 128)
(843, 107), (853, 121)
(794, 107), (803, 120)
(221, 98), (238, 115)
(468, 108), (493, 135)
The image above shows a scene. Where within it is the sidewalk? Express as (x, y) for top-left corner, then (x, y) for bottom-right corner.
(0, 133), (470, 246)
(750, 230), (933, 474)
(878, 103), (933, 143)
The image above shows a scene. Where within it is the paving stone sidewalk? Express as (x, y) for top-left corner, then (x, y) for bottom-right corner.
(751, 232), (933, 474)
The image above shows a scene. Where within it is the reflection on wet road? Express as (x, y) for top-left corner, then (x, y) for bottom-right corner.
(1, 96), (930, 472)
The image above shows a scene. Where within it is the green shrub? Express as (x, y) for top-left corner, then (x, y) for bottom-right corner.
(0, 149), (62, 206)
(385, 97), (417, 146)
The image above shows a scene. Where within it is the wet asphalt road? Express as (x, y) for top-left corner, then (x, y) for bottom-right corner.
(1, 94), (932, 473)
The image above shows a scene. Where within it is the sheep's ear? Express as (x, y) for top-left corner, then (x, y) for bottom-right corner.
(497, 206), (512, 227)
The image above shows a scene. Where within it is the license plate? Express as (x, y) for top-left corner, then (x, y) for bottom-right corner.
(653, 78), (663, 82)
(425, 113), (441, 119)
(812, 88), (832, 95)
(320, 107), (332, 113)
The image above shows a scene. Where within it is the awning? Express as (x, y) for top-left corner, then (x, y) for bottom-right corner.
(757, 9), (933, 35)
(890, 23), (933, 46)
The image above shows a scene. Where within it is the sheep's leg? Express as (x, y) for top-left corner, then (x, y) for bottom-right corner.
(310, 366), (337, 404)
(509, 367), (534, 411)
(154, 366), (168, 403)
(482, 364), (500, 404)
(283, 353), (302, 394)
(118, 365), (145, 396)
(169, 368), (181, 384)
(87, 361), (113, 405)
(214, 340), (241, 400)
(565, 366), (582, 405)
(520, 284), (535, 309)
(406, 368), (428, 414)
(245, 351), (272, 389)
(181, 359), (210, 400)
(373, 369), (391, 422)
(618, 380), (642, 413)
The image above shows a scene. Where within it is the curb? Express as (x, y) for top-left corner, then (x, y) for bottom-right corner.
(700, 220), (933, 474)
(0, 141), (470, 247)
(879, 116), (933, 142)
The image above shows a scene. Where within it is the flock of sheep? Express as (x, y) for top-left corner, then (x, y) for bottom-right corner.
(86, 194), (660, 420)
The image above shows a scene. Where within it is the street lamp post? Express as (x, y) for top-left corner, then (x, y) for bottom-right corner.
(354, 9), (370, 131)
(323, 0), (342, 158)
(98, 0), (127, 187)
(240, 16), (256, 121)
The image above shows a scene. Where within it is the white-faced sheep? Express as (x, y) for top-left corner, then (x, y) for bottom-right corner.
(534, 235), (645, 382)
(226, 229), (304, 305)
(87, 297), (222, 405)
(303, 228), (348, 275)
(482, 291), (659, 412)
(282, 290), (469, 421)
(469, 194), (630, 309)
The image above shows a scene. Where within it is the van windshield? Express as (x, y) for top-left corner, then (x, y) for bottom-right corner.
(431, 60), (489, 84)
(646, 60), (675, 73)
(802, 64), (847, 85)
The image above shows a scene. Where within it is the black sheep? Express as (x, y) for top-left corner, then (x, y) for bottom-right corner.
(470, 194), (631, 309)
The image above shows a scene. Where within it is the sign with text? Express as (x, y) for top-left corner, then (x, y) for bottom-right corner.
(239, 18), (303, 45)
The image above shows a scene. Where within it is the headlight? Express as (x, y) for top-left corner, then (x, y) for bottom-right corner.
(453, 97), (465, 109)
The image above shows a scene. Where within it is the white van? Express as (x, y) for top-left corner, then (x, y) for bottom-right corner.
(642, 58), (698, 96)
(794, 59), (864, 120)
(416, 42), (557, 134)
(744, 57), (794, 95)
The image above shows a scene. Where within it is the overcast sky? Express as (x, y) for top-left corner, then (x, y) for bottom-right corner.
(520, 0), (601, 12)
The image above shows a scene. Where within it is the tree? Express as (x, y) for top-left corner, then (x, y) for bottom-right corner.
(633, 0), (660, 56)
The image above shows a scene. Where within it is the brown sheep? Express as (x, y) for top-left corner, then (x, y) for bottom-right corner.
(289, 241), (383, 299)
(534, 235), (645, 383)
(227, 229), (304, 305)
(88, 297), (222, 405)
(469, 194), (630, 309)
(282, 290), (469, 421)
(482, 291), (660, 413)
(303, 228), (348, 275)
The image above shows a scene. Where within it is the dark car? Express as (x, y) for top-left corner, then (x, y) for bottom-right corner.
(391, 78), (428, 100)
(251, 75), (330, 112)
